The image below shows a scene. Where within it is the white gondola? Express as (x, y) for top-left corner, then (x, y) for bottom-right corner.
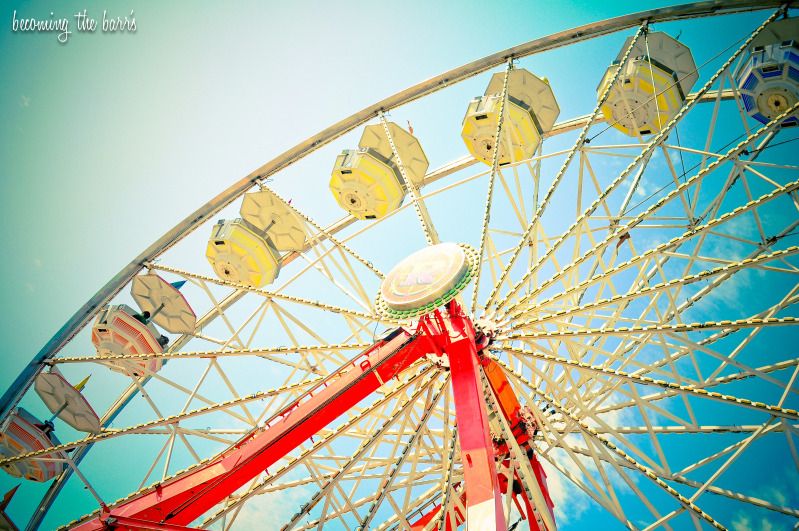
(91, 304), (164, 376)
(0, 408), (65, 482)
(462, 68), (559, 166)
(240, 190), (307, 252)
(206, 219), (282, 288)
(734, 18), (799, 126)
(131, 273), (197, 334)
(598, 31), (698, 136)
(330, 122), (428, 220)
(34, 370), (100, 434)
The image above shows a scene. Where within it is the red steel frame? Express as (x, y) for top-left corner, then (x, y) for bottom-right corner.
(72, 300), (553, 530)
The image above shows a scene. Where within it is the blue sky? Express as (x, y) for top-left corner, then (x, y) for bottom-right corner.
(1, 1), (797, 530)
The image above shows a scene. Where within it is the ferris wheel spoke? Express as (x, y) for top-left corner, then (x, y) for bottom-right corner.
(290, 408), (449, 530)
(557, 438), (799, 520)
(504, 353), (724, 473)
(613, 254), (798, 368)
(316, 476), (450, 530)
(482, 24), (648, 313)
(507, 362), (729, 529)
(538, 406), (676, 527)
(338, 314), (381, 347)
(198, 367), (437, 528)
(149, 264), (383, 322)
(590, 356), (799, 417)
(128, 375), (213, 462)
(534, 363), (798, 512)
(302, 455), (359, 531)
(687, 417), (781, 505)
(265, 305), (369, 375)
(259, 184), (385, 280)
(262, 376), (444, 530)
(137, 432), (174, 490)
(504, 189), (796, 326)
(217, 475), (269, 531)
(579, 151), (619, 221)
(531, 399), (629, 520)
(499, 165), (531, 230)
(515, 245), (798, 329)
(483, 218), (574, 318)
(580, 287), (799, 406)
(502, 316), (799, 342)
(372, 483), (441, 531)
(576, 324), (785, 408)
(130, 370), (253, 424)
(783, 418), (799, 474)
(677, 421), (782, 480)
(501, 67), (791, 322)
(298, 244), (375, 313)
(49, 343), (371, 365)
(657, 145), (695, 219)
(480, 232), (545, 313)
(331, 247), (375, 308)
(659, 330), (798, 391)
(739, 157), (799, 172)
(578, 424), (799, 435)
(169, 426), (245, 444)
(532, 332), (795, 424)
(270, 303), (327, 347)
(507, 222), (798, 335)
(209, 358), (258, 424)
(191, 278), (250, 350)
(430, 425), (458, 531)
(472, 60), (513, 313)
(535, 448), (633, 526)
(669, 422), (799, 517)
(495, 348), (799, 422)
(377, 112), (441, 247)
(723, 71), (755, 139)
(353, 376), (448, 530)
(506, 349), (694, 443)
(500, 106), (799, 323)
(0, 376), (321, 471)
(661, 249), (799, 274)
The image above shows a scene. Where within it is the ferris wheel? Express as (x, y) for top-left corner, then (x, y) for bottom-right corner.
(1, 1), (798, 529)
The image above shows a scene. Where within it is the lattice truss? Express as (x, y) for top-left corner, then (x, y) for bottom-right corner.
(1, 5), (797, 531)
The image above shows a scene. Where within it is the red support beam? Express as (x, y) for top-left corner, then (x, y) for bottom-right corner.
(72, 328), (433, 530)
(69, 299), (554, 531)
(409, 486), (466, 531)
(96, 515), (202, 530)
(443, 302), (507, 531)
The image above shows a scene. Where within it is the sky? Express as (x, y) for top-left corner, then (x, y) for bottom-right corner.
(1, 1), (796, 530)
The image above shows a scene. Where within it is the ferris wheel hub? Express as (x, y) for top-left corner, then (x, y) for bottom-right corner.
(474, 317), (500, 349)
(376, 243), (478, 318)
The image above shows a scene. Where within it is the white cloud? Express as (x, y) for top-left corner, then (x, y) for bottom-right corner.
(540, 451), (591, 524)
(229, 483), (312, 529)
(731, 511), (787, 531)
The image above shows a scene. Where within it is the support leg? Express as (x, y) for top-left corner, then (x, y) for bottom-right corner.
(448, 335), (506, 531)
